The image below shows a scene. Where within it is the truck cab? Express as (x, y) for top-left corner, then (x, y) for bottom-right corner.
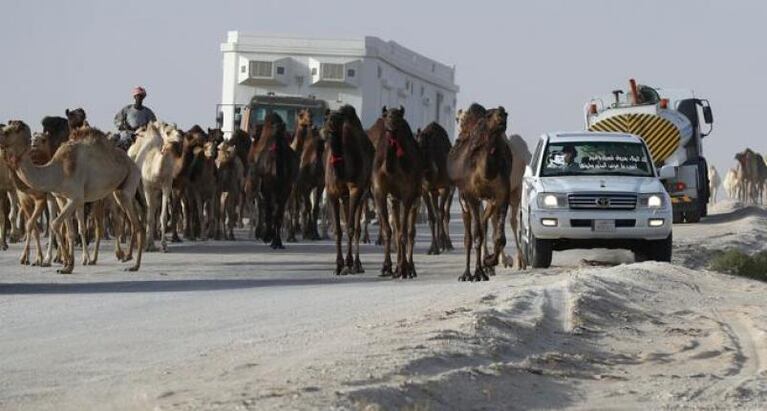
(520, 132), (674, 268)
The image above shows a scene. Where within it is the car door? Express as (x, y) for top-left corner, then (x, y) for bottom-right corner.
(520, 137), (545, 237)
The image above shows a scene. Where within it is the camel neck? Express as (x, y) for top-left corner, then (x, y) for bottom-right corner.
(14, 153), (64, 194)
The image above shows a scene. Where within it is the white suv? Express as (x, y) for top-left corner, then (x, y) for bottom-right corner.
(520, 132), (674, 268)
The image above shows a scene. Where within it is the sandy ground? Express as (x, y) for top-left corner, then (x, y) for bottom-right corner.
(1, 200), (766, 410)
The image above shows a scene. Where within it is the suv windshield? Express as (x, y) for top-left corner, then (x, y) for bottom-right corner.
(540, 141), (654, 177)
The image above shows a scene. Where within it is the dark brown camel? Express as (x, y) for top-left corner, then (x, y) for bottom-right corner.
(287, 109), (325, 241)
(448, 104), (513, 281)
(322, 105), (374, 275)
(369, 106), (423, 279)
(249, 113), (297, 249)
(65, 108), (89, 130)
(416, 122), (454, 255)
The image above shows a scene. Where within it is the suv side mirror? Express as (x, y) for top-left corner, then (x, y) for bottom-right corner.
(702, 105), (713, 124)
(659, 165), (675, 179)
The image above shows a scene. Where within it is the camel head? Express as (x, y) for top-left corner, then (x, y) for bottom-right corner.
(31, 131), (54, 159)
(216, 141), (237, 164)
(158, 122), (183, 156)
(65, 108), (88, 130)
(297, 109), (313, 129)
(459, 103), (487, 136)
(0, 120), (32, 169)
(486, 106), (508, 134)
(203, 141), (217, 160)
(382, 106), (408, 134)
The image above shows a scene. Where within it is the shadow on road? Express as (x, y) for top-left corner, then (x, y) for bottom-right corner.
(0, 276), (382, 295)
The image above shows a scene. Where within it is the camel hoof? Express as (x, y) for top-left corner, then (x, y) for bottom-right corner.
(459, 271), (471, 282)
(145, 244), (159, 252)
(379, 266), (393, 277)
(338, 266), (351, 276)
(57, 268), (73, 274)
(353, 260), (364, 274)
(124, 266), (139, 272)
(87, 260), (98, 266)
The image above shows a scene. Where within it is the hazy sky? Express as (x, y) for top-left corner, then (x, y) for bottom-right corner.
(2, 0), (766, 175)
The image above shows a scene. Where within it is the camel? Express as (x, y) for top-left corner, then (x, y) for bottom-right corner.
(287, 109), (325, 241)
(322, 105), (374, 275)
(196, 141), (218, 239)
(723, 166), (741, 200)
(129, 121), (183, 252)
(65, 108), (89, 130)
(369, 107), (423, 278)
(0, 121), (144, 273)
(708, 165), (721, 205)
(216, 140), (244, 240)
(415, 122), (453, 255)
(169, 125), (206, 242)
(248, 113), (296, 248)
(735, 149), (767, 204)
(448, 104), (513, 282)
(0, 148), (14, 250)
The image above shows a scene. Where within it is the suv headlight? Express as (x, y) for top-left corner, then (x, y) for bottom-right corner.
(537, 193), (568, 209)
(638, 193), (666, 209)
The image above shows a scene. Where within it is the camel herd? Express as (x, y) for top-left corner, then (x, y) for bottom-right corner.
(0, 103), (533, 280)
(718, 148), (767, 205)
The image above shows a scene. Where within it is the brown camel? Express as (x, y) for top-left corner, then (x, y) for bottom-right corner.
(248, 113), (297, 248)
(416, 122), (454, 255)
(287, 109), (325, 241)
(0, 122), (144, 273)
(169, 125), (207, 242)
(368, 106), (423, 279)
(216, 140), (244, 240)
(735, 149), (767, 204)
(500, 133), (530, 270)
(448, 104), (513, 281)
(322, 105), (374, 275)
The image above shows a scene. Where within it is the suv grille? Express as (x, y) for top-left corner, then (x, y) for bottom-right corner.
(568, 193), (637, 210)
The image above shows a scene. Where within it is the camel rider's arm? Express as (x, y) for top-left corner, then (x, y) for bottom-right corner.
(145, 107), (157, 122)
(114, 106), (129, 131)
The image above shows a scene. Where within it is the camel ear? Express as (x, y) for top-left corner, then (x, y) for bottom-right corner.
(65, 109), (70, 116)
(381, 106), (387, 115)
(399, 105), (405, 115)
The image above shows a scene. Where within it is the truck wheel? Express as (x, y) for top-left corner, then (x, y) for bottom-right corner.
(529, 233), (553, 268)
(647, 234), (673, 262)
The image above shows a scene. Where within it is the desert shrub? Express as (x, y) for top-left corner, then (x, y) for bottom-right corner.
(709, 249), (767, 282)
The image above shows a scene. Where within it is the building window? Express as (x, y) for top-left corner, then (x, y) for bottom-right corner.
(249, 61), (273, 78)
(347, 68), (356, 78)
(420, 86), (424, 97)
(431, 63), (436, 72)
(377, 65), (382, 79)
(311, 67), (318, 76)
(321, 63), (344, 80)
(241, 65), (246, 74)
(276, 66), (285, 75)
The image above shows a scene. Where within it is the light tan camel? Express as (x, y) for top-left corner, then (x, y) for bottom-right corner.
(0, 121), (144, 274)
(129, 121), (182, 252)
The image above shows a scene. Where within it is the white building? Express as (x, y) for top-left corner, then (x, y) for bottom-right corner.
(219, 31), (459, 137)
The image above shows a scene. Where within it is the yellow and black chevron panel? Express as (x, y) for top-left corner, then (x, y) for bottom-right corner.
(589, 113), (680, 163)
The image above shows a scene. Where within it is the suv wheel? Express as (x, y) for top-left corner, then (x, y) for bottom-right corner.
(636, 234), (672, 263)
(529, 232), (553, 268)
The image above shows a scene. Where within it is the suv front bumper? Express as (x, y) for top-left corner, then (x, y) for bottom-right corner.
(530, 208), (672, 241)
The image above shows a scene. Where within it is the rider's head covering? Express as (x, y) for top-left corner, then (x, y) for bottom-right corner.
(132, 86), (147, 97)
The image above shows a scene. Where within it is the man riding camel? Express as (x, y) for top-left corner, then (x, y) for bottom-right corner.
(113, 87), (157, 147)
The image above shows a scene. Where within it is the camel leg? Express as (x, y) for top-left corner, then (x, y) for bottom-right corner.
(43, 197), (59, 266)
(468, 198), (487, 282)
(30, 200), (47, 266)
(459, 195), (472, 282)
(51, 199), (79, 274)
(439, 187), (454, 251)
(350, 188), (365, 274)
(159, 185), (170, 252)
(425, 191), (439, 255)
(406, 197), (418, 278)
(113, 190), (143, 271)
(270, 192), (285, 249)
(143, 186), (158, 252)
(76, 205), (91, 266)
(310, 187), (322, 240)
(330, 195), (345, 275)
(285, 192), (298, 243)
(341, 195), (354, 270)
(508, 193), (526, 270)
(89, 201), (103, 265)
(487, 200), (508, 273)
(301, 191), (313, 240)
(374, 191), (393, 278)
(0, 193), (7, 251)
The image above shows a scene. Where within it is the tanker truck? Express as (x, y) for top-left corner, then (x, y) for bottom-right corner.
(584, 79), (714, 223)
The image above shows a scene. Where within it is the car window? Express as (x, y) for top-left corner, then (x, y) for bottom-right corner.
(530, 139), (544, 176)
(540, 141), (653, 177)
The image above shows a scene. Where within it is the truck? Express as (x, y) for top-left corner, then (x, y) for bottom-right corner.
(584, 79), (714, 223)
(520, 132), (675, 268)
